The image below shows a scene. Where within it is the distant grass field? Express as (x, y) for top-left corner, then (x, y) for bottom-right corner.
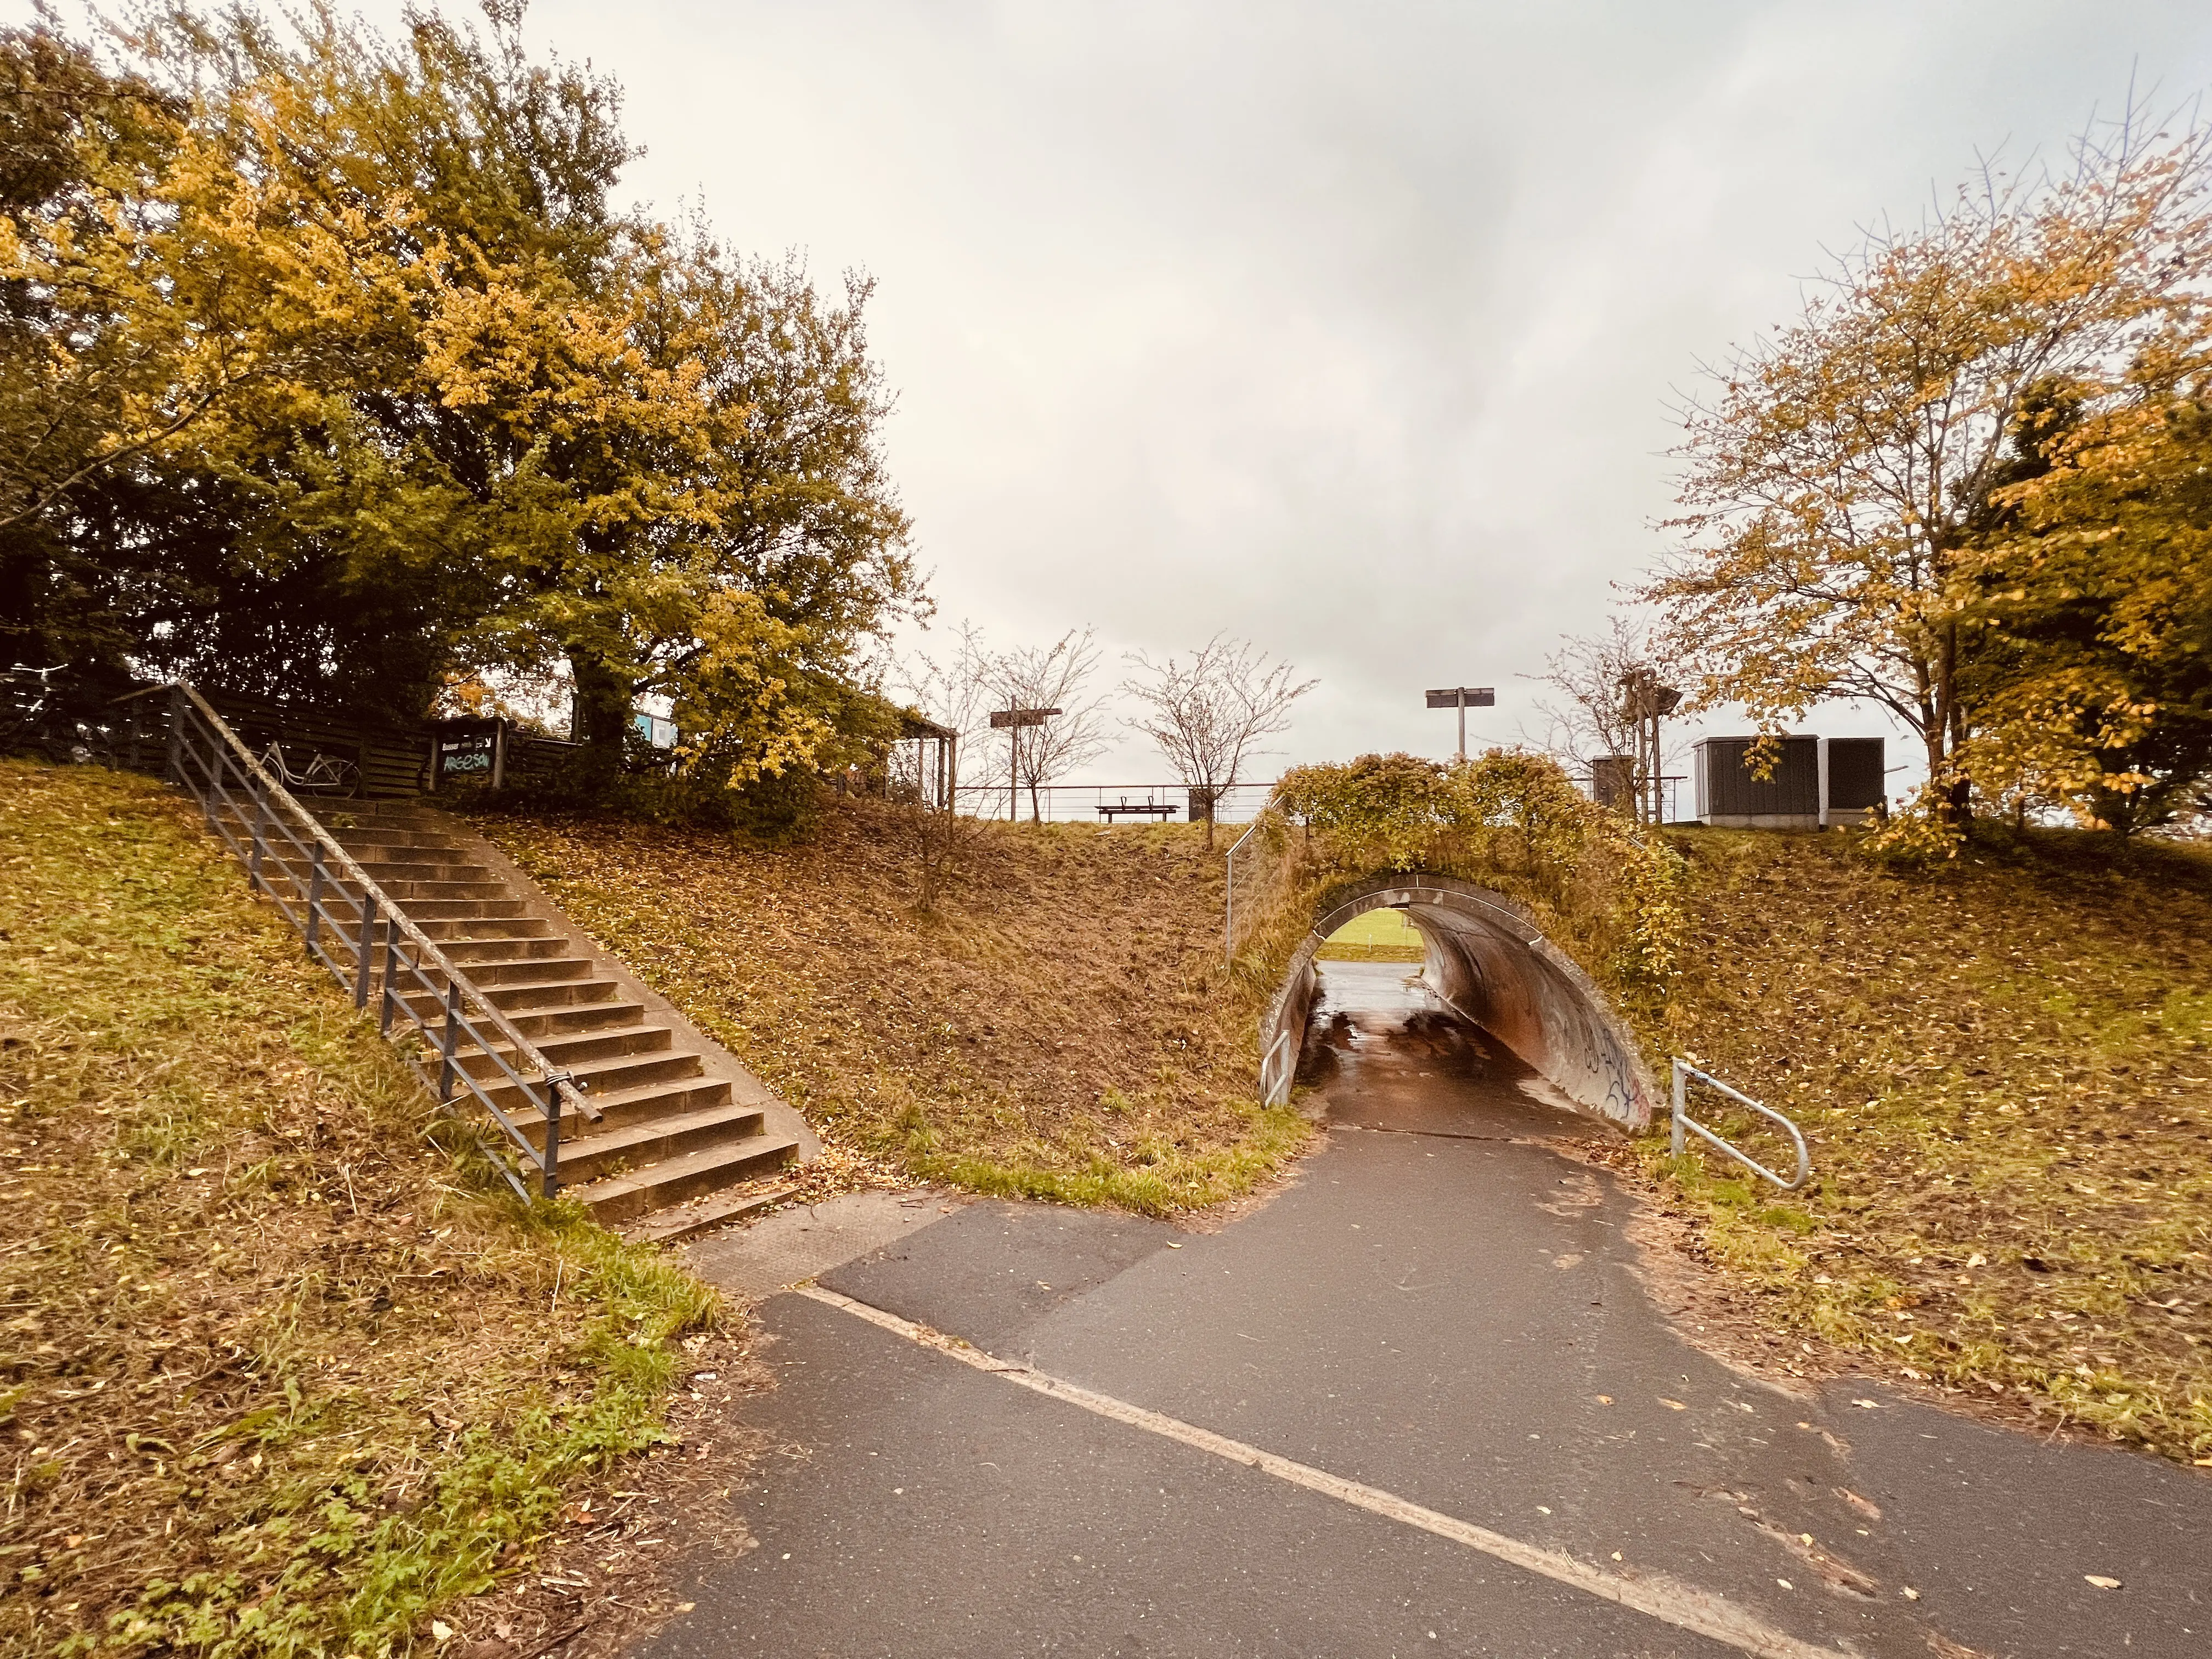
(1314, 906), (1426, 962)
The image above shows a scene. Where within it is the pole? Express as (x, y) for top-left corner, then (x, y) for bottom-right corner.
(1457, 692), (1466, 763)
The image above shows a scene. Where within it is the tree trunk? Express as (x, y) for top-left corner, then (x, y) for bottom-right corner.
(567, 649), (633, 791)
(1937, 621), (1974, 827)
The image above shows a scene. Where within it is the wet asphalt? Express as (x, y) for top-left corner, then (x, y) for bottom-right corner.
(649, 963), (2212, 1659)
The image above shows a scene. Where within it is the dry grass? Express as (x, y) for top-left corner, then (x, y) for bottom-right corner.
(0, 762), (716, 1658)
(469, 803), (1309, 1214)
(1609, 827), (2212, 1463)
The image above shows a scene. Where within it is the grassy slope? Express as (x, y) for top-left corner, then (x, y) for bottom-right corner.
(473, 804), (1308, 1212)
(0, 764), (712, 1658)
(1623, 827), (2211, 1462)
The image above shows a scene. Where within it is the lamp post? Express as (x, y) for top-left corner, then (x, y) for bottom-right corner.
(1424, 686), (1495, 762)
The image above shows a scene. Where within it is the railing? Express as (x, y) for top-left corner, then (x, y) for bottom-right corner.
(950, 780), (1279, 823)
(1224, 819), (1263, 964)
(166, 682), (596, 1199)
(1669, 1058), (1809, 1190)
(1259, 1024), (1298, 1107)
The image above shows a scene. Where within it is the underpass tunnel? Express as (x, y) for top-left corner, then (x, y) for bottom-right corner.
(1259, 872), (1656, 1129)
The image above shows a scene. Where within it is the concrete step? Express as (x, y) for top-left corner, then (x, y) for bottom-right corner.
(569, 1131), (801, 1224)
(395, 969), (611, 1022)
(397, 898), (536, 922)
(454, 1020), (675, 1081)
(464, 975), (625, 1014)
(345, 877), (509, 902)
(329, 825), (470, 853)
(518, 1074), (737, 1147)
(461, 955), (601, 988)
(622, 1182), (796, 1246)
(415, 915), (558, 943)
(438, 934), (576, 965)
(350, 858), (499, 885)
(495, 998), (648, 1040)
(553, 1101), (769, 1184)
(481, 1047), (709, 1118)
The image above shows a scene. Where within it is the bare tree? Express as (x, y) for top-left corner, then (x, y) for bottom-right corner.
(1000, 629), (1111, 821)
(1524, 616), (1687, 824)
(890, 622), (998, 910)
(1122, 634), (1316, 847)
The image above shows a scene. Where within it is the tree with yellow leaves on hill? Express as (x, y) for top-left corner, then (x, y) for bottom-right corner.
(1643, 103), (2212, 840)
(0, 3), (917, 800)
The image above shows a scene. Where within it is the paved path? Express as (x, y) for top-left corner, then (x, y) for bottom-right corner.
(652, 964), (2210, 1659)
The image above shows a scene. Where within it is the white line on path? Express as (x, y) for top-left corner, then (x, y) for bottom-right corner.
(797, 1283), (1845, 1659)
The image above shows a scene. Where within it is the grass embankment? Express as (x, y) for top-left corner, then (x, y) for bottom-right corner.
(1625, 827), (2212, 1463)
(0, 763), (713, 1658)
(473, 805), (1308, 1214)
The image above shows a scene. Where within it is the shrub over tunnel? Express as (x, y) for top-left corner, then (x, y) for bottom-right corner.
(1243, 751), (1686, 1012)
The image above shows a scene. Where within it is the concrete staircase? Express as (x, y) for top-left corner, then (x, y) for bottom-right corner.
(318, 802), (802, 1227)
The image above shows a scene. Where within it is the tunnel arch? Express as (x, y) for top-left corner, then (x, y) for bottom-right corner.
(1259, 871), (1657, 1128)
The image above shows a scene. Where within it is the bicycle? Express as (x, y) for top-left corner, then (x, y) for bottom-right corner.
(258, 741), (360, 797)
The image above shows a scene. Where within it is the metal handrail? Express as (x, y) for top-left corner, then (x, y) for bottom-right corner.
(1669, 1058), (1810, 1191)
(1259, 1023), (1297, 1106)
(166, 682), (595, 1198)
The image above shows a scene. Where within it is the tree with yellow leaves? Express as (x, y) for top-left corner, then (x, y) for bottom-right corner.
(1, 3), (917, 799)
(1643, 104), (2212, 835)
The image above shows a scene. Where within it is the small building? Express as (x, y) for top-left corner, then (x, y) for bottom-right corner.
(1694, 735), (1886, 830)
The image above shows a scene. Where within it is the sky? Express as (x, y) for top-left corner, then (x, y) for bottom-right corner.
(25, 0), (2212, 799)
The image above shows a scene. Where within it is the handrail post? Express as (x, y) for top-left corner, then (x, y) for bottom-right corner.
(248, 783), (269, 894)
(1671, 1058), (1687, 1157)
(540, 1069), (570, 1200)
(165, 685), (185, 787)
(304, 844), (325, 954)
(354, 890), (377, 1009)
(438, 979), (462, 1103)
(379, 925), (402, 1035)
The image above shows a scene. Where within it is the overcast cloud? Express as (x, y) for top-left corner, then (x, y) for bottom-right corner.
(26, 1), (2212, 787)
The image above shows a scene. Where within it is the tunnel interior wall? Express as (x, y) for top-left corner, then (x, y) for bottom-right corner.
(1260, 873), (1656, 1128)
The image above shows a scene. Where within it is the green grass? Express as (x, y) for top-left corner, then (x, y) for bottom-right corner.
(1314, 906), (1426, 962)
(0, 762), (714, 1657)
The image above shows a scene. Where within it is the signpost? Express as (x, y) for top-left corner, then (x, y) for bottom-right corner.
(1424, 686), (1495, 762)
(1618, 671), (1681, 825)
(988, 706), (1060, 820)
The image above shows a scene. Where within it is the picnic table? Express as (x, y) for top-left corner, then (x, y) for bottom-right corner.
(1097, 799), (1178, 821)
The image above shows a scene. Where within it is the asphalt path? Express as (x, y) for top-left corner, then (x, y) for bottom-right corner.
(652, 963), (2211, 1659)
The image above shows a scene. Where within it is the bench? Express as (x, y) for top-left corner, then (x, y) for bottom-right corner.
(1097, 800), (1178, 821)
